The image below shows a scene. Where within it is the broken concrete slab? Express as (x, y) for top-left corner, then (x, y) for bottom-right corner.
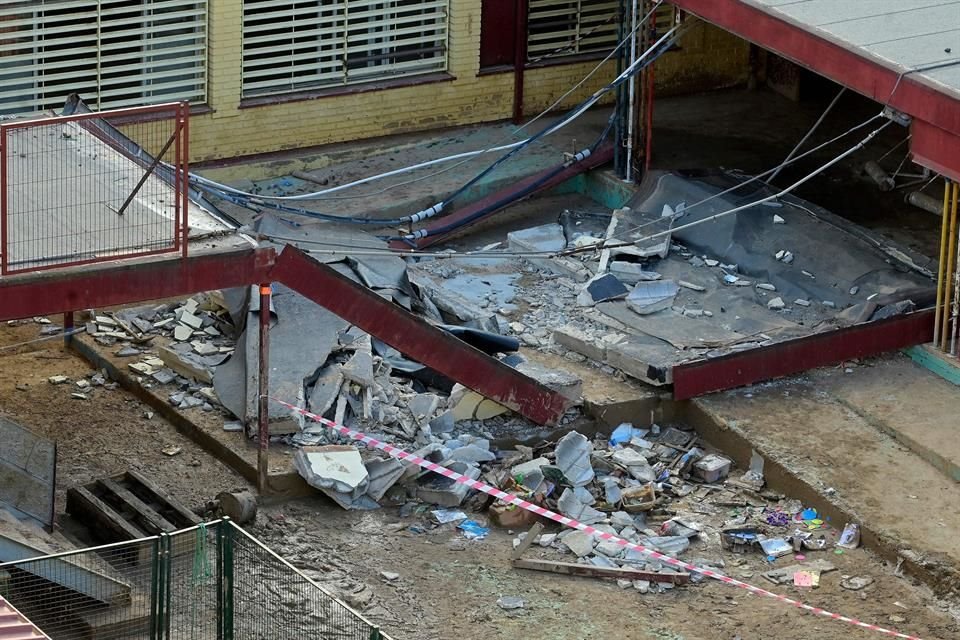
(408, 393), (442, 420)
(429, 410), (455, 434)
(179, 311), (203, 329)
(417, 461), (480, 507)
(626, 280), (679, 315)
(308, 365), (344, 416)
(609, 261), (662, 284)
(295, 445), (369, 498)
(577, 273), (629, 307)
(449, 444), (496, 464)
(514, 360), (582, 402)
(364, 457), (405, 502)
(552, 325), (606, 362)
(562, 530), (596, 557)
(173, 325), (193, 341)
(554, 431), (594, 486)
(341, 339), (375, 388)
(512, 457), (549, 491)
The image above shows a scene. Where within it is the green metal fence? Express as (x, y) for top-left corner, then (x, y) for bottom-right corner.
(0, 519), (387, 640)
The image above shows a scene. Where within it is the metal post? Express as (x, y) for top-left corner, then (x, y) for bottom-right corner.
(642, 7), (656, 173)
(942, 183), (959, 352)
(1, 124), (8, 276)
(624, 0), (639, 181)
(217, 519), (235, 640)
(257, 284), (272, 494)
(934, 179), (951, 346)
(512, 0), (528, 124)
(181, 101), (190, 257)
(149, 536), (161, 640)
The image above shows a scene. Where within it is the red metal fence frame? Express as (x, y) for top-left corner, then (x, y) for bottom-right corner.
(0, 101), (189, 275)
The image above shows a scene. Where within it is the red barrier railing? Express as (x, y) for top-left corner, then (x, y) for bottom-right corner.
(0, 101), (189, 275)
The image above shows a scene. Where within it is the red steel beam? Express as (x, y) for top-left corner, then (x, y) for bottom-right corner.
(0, 247), (276, 323)
(672, 308), (936, 400)
(272, 246), (572, 425)
(390, 144), (614, 250)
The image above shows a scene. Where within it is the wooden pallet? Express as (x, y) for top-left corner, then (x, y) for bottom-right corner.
(66, 470), (200, 545)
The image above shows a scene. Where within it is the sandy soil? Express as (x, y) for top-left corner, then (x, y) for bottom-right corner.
(0, 319), (249, 513)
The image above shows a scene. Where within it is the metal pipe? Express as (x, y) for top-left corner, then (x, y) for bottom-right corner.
(863, 159), (896, 192)
(512, 0), (528, 124)
(942, 183), (959, 352)
(933, 180), (950, 345)
(624, 0), (639, 182)
(904, 190), (943, 216)
(257, 283), (272, 494)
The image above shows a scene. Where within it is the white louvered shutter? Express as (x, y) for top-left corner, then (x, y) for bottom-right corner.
(242, 0), (448, 98)
(0, 0), (207, 115)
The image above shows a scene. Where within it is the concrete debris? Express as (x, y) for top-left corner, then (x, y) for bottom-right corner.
(554, 431), (595, 486)
(626, 280), (680, 315)
(678, 280), (705, 292)
(48, 375), (69, 385)
(515, 360), (582, 402)
(767, 297), (786, 310)
(578, 273), (629, 307)
(295, 445), (370, 497)
(174, 325), (193, 341)
(773, 214), (786, 224)
(756, 283), (776, 291)
(609, 261), (662, 284)
(563, 530), (597, 557)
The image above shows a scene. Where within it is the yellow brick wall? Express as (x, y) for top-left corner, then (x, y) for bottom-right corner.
(185, 2), (749, 162)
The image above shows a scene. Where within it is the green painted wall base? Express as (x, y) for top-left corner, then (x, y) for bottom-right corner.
(904, 345), (960, 386)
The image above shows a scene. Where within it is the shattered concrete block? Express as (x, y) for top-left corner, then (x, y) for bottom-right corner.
(678, 280), (705, 292)
(151, 369), (177, 385)
(159, 346), (213, 384)
(448, 444), (496, 464)
(309, 366), (344, 416)
(557, 488), (605, 524)
(511, 457), (549, 491)
(295, 446), (370, 499)
(364, 457), (405, 502)
(173, 325), (193, 341)
(408, 393), (442, 420)
(609, 261), (662, 284)
(179, 311), (203, 329)
(515, 360), (582, 402)
(767, 297), (786, 310)
(626, 280), (679, 315)
(595, 539), (625, 558)
(48, 375), (69, 385)
(756, 283), (776, 291)
(563, 530), (596, 557)
(577, 274), (629, 307)
(191, 341), (219, 356)
(341, 343), (375, 388)
(417, 461), (480, 507)
(429, 410), (455, 434)
(129, 362), (155, 375)
(554, 431), (595, 486)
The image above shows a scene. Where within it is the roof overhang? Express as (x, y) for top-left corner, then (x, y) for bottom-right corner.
(671, 0), (960, 181)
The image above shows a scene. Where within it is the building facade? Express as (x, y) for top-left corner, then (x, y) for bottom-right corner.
(0, 1), (749, 162)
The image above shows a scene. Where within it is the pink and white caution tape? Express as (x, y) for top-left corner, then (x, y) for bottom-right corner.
(274, 398), (925, 640)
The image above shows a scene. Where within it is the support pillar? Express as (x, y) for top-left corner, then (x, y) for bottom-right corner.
(257, 283), (271, 494)
(63, 310), (74, 347)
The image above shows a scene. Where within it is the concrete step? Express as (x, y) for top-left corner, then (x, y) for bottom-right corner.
(689, 355), (960, 598)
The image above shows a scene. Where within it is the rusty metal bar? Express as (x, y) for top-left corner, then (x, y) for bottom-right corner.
(257, 283), (271, 494)
(271, 246), (572, 425)
(115, 130), (178, 217)
(672, 308), (936, 399)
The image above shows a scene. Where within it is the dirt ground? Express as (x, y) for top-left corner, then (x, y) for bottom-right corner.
(0, 319), (249, 514)
(1, 320), (957, 640)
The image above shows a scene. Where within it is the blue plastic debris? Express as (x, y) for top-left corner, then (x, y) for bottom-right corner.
(609, 423), (648, 447)
(458, 520), (489, 540)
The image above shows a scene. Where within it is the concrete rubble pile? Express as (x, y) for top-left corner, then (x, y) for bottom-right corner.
(80, 294), (236, 410)
(384, 422), (858, 592)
